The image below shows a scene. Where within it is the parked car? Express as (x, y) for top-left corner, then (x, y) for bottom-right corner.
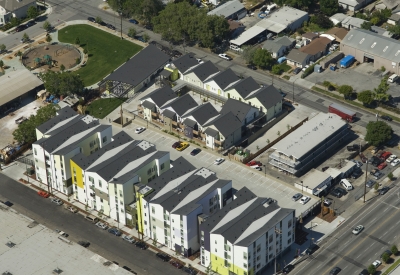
(96, 222), (109, 230)
(15, 25), (27, 32)
(51, 198), (63, 205)
(246, 160), (261, 167)
(381, 115), (392, 121)
(108, 228), (122, 236)
(129, 19), (138, 24)
(378, 162), (387, 170)
(247, 64), (257, 70)
(170, 260), (184, 269)
(78, 241), (90, 247)
(135, 127), (146, 134)
(329, 267), (341, 275)
(300, 196), (310, 205)
(351, 159), (363, 168)
(351, 168), (363, 179)
(381, 249), (392, 259)
(65, 205), (78, 213)
(366, 179), (375, 188)
(373, 171), (384, 180)
(282, 264), (294, 274)
(87, 17), (96, 22)
(218, 53), (232, 60)
(182, 267), (197, 275)
(38, 191), (50, 198)
(372, 260), (382, 268)
(25, 21), (36, 28)
(352, 225), (364, 235)
(379, 186), (390, 195)
(359, 269), (368, 275)
(172, 141), (181, 149)
(305, 243), (318, 255)
(156, 253), (171, 262)
(293, 67), (302, 75)
(1, 200), (13, 207)
(135, 241), (148, 250)
(387, 154), (397, 163)
(190, 148), (201, 156)
(214, 158), (225, 165)
(122, 235), (136, 244)
(323, 198), (332, 206)
(55, 229), (68, 237)
(330, 188), (346, 198)
(292, 193), (302, 201)
(176, 141), (189, 151)
(106, 24), (116, 30)
(392, 158), (400, 166)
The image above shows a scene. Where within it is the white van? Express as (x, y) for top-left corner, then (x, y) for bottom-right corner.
(388, 74), (398, 83)
(85, 214), (99, 223)
(341, 179), (353, 191)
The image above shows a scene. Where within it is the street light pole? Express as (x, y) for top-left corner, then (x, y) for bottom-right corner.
(363, 161), (369, 203)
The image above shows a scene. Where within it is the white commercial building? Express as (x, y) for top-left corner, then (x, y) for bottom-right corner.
(295, 169), (332, 196)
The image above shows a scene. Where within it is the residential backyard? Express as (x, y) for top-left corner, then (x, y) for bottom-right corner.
(86, 98), (126, 119)
(58, 24), (142, 86)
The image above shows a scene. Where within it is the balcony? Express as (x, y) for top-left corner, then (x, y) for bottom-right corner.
(90, 193), (95, 197)
(151, 112), (159, 119)
(137, 105), (143, 112)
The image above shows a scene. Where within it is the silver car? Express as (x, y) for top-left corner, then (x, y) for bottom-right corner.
(122, 235), (136, 244)
(51, 198), (63, 206)
(292, 193), (302, 201)
(95, 222), (108, 230)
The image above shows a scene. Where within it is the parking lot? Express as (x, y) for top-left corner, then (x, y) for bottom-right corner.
(306, 63), (400, 98)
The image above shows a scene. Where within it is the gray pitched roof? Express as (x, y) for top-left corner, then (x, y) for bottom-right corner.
(286, 49), (310, 63)
(71, 132), (135, 170)
(204, 127), (219, 137)
(263, 40), (286, 53)
(274, 36), (295, 47)
(220, 98), (255, 123)
(186, 102), (219, 125)
(36, 106), (78, 135)
(162, 109), (176, 119)
(142, 100), (156, 110)
(139, 86), (177, 108)
(207, 0), (245, 18)
(172, 53), (199, 74)
(105, 45), (170, 87)
(227, 77), (260, 99)
(183, 118), (197, 128)
(166, 94), (198, 117)
(201, 187), (294, 247)
(0, 0), (36, 12)
(342, 28), (400, 63)
(209, 69), (240, 90)
(390, 13), (400, 21)
(248, 85), (282, 109)
(188, 61), (219, 81)
(211, 112), (242, 137)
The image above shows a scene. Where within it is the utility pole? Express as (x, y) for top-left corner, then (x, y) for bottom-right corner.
(363, 161), (369, 203)
(119, 0), (123, 40)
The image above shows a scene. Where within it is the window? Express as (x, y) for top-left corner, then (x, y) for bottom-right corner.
(152, 206), (155, 214)
(119, 190), (122, 197)
(243, 252), (247, 260)
(215, 248), (217, 252)
(98, 180), (102, 188)
(100, 198), (103, 202)
(103, 136), (107, 143)
(34, 148), (37, 155)
(161, 163), (165, 170)
(288, 238), (291, 244)
(147, 169), (151, 175)
(89, 176), (94, 183)
(288, 220), (292, 228)
(243, 263), (247, 268)
(152, 217), (155, 222)
(35, 158), (38, 162)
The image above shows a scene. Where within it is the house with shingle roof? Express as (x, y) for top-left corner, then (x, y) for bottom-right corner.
(0, 0), (36, 24)
(262, 36), (295, 58)
(139, 86), (177, 122)
(183, 61), (220, 88)
(203, 68), (241, 97)
(300, 37), (331, 62)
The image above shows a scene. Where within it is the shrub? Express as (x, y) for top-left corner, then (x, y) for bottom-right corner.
(392, 245), (398, 255)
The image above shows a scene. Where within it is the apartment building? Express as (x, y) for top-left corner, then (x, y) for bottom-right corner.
(70, 131), (170, 226)
(137, 161), (232, 257)
(200, 187), (295, 275)
(32, 107), (112, 194)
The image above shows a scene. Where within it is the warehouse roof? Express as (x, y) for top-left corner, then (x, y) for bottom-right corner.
(341, 28), (400, 63)
(207, 0), (245, 18)
(256, 7), (308, 33)
(301, 169), (332, 190)
(271, 113), (346, 160)
(230, 25), (266, 46)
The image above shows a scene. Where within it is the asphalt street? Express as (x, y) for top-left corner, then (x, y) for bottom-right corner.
(0, 173), (181, 275)
(292, 180), (400, 275)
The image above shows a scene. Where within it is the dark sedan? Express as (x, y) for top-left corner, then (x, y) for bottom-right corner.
(247, 64), (257, 70)
(15, 25), (27, 32)
(330, 267), (341, 275)
(293, 67), (302, 75)
(1, 200), (13, 207)
(170, 260), (183, 269)
(87, 17), (95, 22)
(106, 24), (116, 30)
(330, 188), (343, 198)
(366, 179), (375, 188)
(25, 21), (36, 28)
(282, 264), (294, 274)
(379, 186), (390, 195)
(351, 168), (363, 179)
(172, 142), (181, 149)
(190, 148), (201, 156)
(381, 115), (392, 121)
(156, 253), (171, 262)
(108, 228), (122, 236)
(182, 267), (197, 275)
(129, 19), (138, 24)
(135, 241), (148, 250)
(78, 241), (90, 247)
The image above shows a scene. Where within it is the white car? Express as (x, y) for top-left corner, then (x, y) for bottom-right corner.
(391, 158), (400, 166)
(372, 260), (382, 268)
(352, 225), (364, 235)
(218, 53), (232, 60)
(387, 154), (397, 163)
(122, 235), (136, 244)
(135, 127), (146, 134)
(65, 205), (78, 213)
(300, 196), (310, 205)
(214, 158), (225, 165)
(55, 229), (68, 237)
(51, 198), (63, 205)
(95, 222), (108, 230)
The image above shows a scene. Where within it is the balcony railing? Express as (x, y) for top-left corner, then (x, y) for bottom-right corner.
(137, 105), (143, 111)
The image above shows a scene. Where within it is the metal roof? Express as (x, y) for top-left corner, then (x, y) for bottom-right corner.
(341, 28), (400, 63)
(230, 26), (266, 46)
(256, 7), (308, 33)
(207, 0), (245, 18)
(271, 113), (347, 160)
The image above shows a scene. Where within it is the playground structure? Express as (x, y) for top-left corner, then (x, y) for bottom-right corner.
(22, 43), (81, 72)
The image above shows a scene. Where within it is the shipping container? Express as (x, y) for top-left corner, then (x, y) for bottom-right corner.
(328, 103), (356, 122)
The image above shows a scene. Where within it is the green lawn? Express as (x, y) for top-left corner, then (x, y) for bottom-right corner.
(58, 25), (142, 86)
(86, 98), (126, 119)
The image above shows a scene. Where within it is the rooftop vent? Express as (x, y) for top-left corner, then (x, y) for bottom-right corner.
(371, 42), (377, 48)
(3, 272), (13, 275)
(103, 261), (112, 266)
(359, 38), (365, 44)
(383, 46), (388, 52)
(5, 242), (15, 248)
(53, 268), (63, 274)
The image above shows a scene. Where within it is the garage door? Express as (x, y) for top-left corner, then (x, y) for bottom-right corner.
(364, 53), (374, 59)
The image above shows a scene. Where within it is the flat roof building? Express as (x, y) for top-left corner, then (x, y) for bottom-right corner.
(207, 0), (247, 20)
(269, 113), (349, 176)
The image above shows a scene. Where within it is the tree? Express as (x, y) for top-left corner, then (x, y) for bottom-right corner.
(0, 44), (6, 53)
(60, 64), (66, 72)
(368, 264), (376, 274)
(40, 70), (85, 96)
(360, 21), (372, 30)
(323, 80), (335, 91)
(320, 0), (339, 16)
(22, 32), (30, 43)
(17, 50), (22, 61)
(365, 121), (392, 146)
(10, 17), (21, 27)
(241, 45), (257, 63)
(142, 32), (150, 42)
(272, 64), (282, 75)
(391, 244), (398, 255)
(382, 252), (390, 263)
(357, 90), (375, 105)
(108, 0), (164, 25)
(27, 6), (39, 19)
(388, 172), (394, 181)
(252, 48), (274, 69)
(338, 85), (353, 98)
(13, 104), (59, 143)
(388, 25), (400, 36)
(75, 37), (80, 46)
(0, 60), (4, 69)
(374, 183), (379, 190)
(374, 76), (390, 102)
(95, 16), (103, 24)
(43, 21), (52, 32)
(46, 35), (52, 43)
(310, 14), (333, 29)
(128, 27), (137, 38)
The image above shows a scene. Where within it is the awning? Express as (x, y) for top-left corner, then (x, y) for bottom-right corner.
(160, 69), (172, 78)
(313, 185), (327, 196)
